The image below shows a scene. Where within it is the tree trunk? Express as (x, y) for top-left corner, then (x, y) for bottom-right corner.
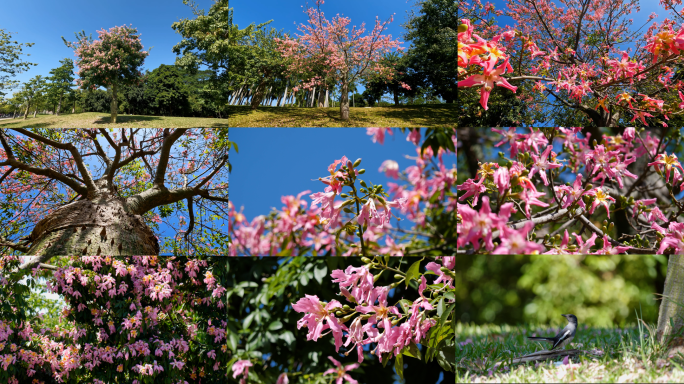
(25, 183), (160, 256)
(318, 87), (325, 107)
(250, 80), (266, 110)
(57, 93), (63, 116)
(33, 110), (37, 118)
(657, 256), (684, 342)
(393, 89), (399, 106)
(310, 87), (316, 108)
(340, 82), (350, 120)
(110, 83), (118, 124)
(324, 88), (329, 108)
(23, 100), (31, 120)
(279, 83), (288, 107)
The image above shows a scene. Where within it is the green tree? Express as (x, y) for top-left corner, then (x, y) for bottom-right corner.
(18, 75), (46, 119)
(145, 64), (192, 116)
(364, 52), (420, 106)
(0, 29), (37, 96)
(404, 0), (456, 103)
(46, 58), (75, 115)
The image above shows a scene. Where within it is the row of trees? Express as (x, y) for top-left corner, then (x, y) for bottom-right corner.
(0, 63), (231, 118)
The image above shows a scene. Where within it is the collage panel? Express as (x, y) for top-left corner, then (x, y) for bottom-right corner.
(456, 127), (680, 255)
(228, 128), (456, 256)
(0, 129), (232, 257)
(0, 2), (231, 128)
(226, 0), (456, 127)
(0, 255), (229, 383)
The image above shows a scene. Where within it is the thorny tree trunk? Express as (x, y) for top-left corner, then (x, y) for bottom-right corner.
(25, 179), (159, 256)
(340, 81), (350, 120)
(657, 256), (684, 342)
(110, 83), (118, 124)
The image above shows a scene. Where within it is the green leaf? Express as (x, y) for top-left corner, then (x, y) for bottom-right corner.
(405, 259), (422, 288)
(243, 311), (256, 330)
(394, 352), (404, 380)
(276, 248), (292, 256)
(403, 342), (422, 360)
(437, 298), (445, 317)
(228, 332), (238, 352)
(299, 273), (310, 287)
(280, 330), (295, 346)
(313, 264), (327, 285)
(268, 320), (283, 331)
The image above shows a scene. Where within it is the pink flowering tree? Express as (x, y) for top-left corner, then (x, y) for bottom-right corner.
(456, 127), (684, 344)
(228, 128), (457, 256)
(62, 25), (149, 123)
(0, 128), (234, 256)
(458, 0), (684, 127)
(0, 255), (228, 383)
(275, 0), (409, 120)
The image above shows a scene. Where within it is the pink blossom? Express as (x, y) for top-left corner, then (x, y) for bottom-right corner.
(292, 295), (345, 351)
(232, 360), (252, 382)
(366, 128), (393, 144)
(379, 160), (400, 179)
(276, 373), (289, 384)
(528, 145), (562, 186)
(323, 356), (359, 384)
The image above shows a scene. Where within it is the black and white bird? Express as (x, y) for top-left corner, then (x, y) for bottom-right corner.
(527, 314), (578, 350)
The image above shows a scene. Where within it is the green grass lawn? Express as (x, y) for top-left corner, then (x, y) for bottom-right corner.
(0, 112), (229, 128)
(226, 104), (456, 127)
(455, 321), (684, 382)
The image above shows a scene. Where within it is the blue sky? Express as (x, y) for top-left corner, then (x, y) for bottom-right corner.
(229, 128), (456, 240)
(0, 0), (216, 97)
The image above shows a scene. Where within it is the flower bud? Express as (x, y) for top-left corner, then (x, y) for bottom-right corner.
(347, 160), (353, 170)
(353, 158), (362, 167)
(458, 23), (469, 33)
(394, 274), (403, 279)
(361, 257), (372, 264)
(341, 193), (349, 198)
(358, 169), (366, 174)
(360, 180), (368, 188)
(584, 184), (593, 190)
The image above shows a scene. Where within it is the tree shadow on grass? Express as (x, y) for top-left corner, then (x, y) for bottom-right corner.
(92, 115), (164, 124)
(227, 104), (456, 127)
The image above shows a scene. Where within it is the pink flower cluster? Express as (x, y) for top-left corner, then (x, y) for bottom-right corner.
(293, 258), (454, 364)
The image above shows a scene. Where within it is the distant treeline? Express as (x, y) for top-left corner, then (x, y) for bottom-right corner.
(82, 65), (227, 118)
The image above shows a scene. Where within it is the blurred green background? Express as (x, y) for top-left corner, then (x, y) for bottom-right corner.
(454, 256), (668, 328)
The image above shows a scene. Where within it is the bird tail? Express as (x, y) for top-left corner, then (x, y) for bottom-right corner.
(527, 337), (554, 341)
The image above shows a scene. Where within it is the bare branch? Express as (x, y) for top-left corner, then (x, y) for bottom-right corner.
(0, 166), (15, 185)
(194, 155), (229, 190)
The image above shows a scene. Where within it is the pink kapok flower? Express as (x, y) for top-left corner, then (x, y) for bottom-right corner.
(457, 57), (517, 110)
(632, 198), (658, 218)
(323, 356), (359, 384)
(407, 129), (421, 145)
(543, 230), (575, 254)
(574, 232), (598, 254)
(292, 295), (345, 351)
(493, 166), (510, 196)
(554, 173), (589, 209)
(276, 373), (289, 384)
(529, 145), (562, 186)
(648, 152), (684, 184)
(586, 188), (616, 218)
(595, 236), (632, 254)
(623, 128), (636, 142)
(457, 177), (486, 205)
(493, 221), (545, 254)
(653, 221), (684, 254)
(379, 160), (400, 179)
(232, 360), (253, 383)
(519, 188), (549, 219)
(367, 128), (393, 144)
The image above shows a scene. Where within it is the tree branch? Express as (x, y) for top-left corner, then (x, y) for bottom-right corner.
(153, 129), (189, 188)
(185, 197), (195, 243)
(11, 129), (98, 196)
(0, 236), (29, 253)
